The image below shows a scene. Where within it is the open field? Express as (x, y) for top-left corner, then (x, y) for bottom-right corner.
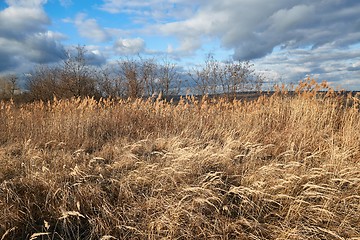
(1, 81), (360, 239)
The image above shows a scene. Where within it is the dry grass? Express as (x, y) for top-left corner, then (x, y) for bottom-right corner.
(1, 80), (360, 239)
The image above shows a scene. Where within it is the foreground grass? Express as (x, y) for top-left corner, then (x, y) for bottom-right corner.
(1, 83), (360, 239)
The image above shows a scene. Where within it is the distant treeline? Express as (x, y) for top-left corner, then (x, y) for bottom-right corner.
(0, 46), (265, 103)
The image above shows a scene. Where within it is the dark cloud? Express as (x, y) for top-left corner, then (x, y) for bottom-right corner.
(0, 52), (18, 71)
(0, 1), (66, 73)
(347, 66), (360, 72)
(84, 50), (107, 66)
(24, 33), (66, 63)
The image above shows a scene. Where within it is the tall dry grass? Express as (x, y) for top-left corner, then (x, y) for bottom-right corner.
(0, 80), (360, 239)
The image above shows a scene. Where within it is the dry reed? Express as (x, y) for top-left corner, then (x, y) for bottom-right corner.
(0, 80), (360, 239)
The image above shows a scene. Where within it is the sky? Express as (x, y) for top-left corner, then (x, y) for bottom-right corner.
(0, 0), (360, 89)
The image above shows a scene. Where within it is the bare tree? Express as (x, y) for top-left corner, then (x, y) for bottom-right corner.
(96, 66), (126, 98)
(140, 57), (158, 96)
(25, 47), (263, 101)
(117, 58), (144, 99)
(189, 54), (226, 96)
(8, 74), (18, 96)
(27, 45), (101, 100)
(189, 54), (263, 97)
(27, 65), (61, 101)
(158, 57), (181, 97)
(0, 74), (18, 99)
(117, 56), (163, 98)
(188, 65), (210, 96)
(224, 60), (263, 97)
(60, 45), (99, 98)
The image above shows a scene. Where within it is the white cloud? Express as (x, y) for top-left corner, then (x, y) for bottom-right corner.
(114, 38), (145, 54)
(0, 5), (50, 37)
(268, 5), (316, 32)
(45, 30), (67, 41)
(254, 43), (360, 88)
(5, 0), (47, 7)
(100, 0), (161, 14)
(99, 0), (198, 21)
(74, 13), (112, 43)
(167, 44), (173, 54)
(59, 0), (72, 8)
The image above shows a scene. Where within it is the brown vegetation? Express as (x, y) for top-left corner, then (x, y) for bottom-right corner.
(0, 74), (19, 100)
(1, 80), (360, 239)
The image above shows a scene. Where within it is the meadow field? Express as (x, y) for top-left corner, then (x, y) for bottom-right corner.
(0, 80), (360, 239)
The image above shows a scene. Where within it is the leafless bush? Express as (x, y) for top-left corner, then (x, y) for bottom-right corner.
(25, 48), (264, 102)
(0, 74), (18, 100)
(27, 46), (100, 101)
(189, 54), (264, 97)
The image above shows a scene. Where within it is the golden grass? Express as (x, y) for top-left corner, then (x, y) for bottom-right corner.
(1, 80), (360, 239)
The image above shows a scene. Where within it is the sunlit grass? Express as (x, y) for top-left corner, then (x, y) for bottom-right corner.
(1, 79), (360, 239)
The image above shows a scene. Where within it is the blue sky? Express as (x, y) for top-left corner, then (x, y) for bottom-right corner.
(1, 0), (360, 89)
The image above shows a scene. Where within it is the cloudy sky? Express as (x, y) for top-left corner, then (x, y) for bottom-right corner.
(1, 0), (360, 89)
